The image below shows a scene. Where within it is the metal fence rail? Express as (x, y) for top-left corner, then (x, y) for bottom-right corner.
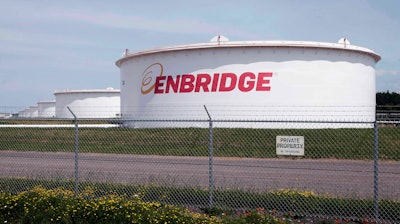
(0, 116), (399, 223)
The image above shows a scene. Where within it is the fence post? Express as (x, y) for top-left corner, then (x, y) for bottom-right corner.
(204, 105), (214, 209)
(373, 121), (379, 222)
(67, 106), (79, 197)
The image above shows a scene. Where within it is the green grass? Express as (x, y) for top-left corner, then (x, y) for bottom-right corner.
(1, 125), (399, 160)
(1, 178), (399, 223)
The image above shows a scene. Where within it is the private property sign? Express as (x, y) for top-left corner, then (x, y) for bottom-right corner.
(276, 136), (304, 156)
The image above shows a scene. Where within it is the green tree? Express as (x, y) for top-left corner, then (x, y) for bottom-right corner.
(376, 91), (400, 105)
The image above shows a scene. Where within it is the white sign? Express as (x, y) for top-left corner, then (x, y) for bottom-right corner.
(276, 136), (304, 156)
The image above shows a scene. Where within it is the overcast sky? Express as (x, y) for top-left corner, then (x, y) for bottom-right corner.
(1, 0), (399, 110)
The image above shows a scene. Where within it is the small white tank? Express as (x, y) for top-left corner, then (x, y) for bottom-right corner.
(37, 101), (56, 118)
(54, 88), (120, 119)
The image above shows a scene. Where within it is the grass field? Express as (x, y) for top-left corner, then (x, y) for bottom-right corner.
(1, 178), (399, 223)
(1, 122), (399, 222)
(0, 125), (399, 160)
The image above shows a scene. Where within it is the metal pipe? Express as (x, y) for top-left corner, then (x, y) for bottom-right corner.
(67, 106), (79, 197)
(204, 105), (213, 209)
(373, 121), (379, 222)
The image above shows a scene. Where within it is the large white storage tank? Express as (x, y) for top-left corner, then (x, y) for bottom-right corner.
(116, 39), (380, 127)
(37, 101), (56, 118)
(54, 88), (120, 119)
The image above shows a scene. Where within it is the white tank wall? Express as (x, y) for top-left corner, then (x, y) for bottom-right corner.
(54, 89), (120, 119)
(18, 108), (29, 118)
(116, 41), (380, 128)
(38, 101), (56, 118)
(27, 106), (39, 118)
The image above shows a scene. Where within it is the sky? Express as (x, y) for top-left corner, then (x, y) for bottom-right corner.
(1, 0), (399, 111)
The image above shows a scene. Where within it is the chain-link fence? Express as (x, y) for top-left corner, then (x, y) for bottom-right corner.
(0, 112), (399, 223)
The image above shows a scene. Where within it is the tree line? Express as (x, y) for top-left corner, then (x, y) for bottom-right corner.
(376, 91), (400, 106)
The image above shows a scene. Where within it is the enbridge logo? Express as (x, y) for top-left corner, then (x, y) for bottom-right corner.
(141, 63), (273, 95)
(141, 63), (164, 94)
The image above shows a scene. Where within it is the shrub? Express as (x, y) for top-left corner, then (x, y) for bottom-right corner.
(0, 186), (220, 224)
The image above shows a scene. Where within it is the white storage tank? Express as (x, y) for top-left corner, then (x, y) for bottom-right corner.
(54, 88), (120, 119)
(27, 106), (39, 118)
(18, 108), (28, 118)
(37, 101), (56, 118)
(116, 38), (380, 127)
